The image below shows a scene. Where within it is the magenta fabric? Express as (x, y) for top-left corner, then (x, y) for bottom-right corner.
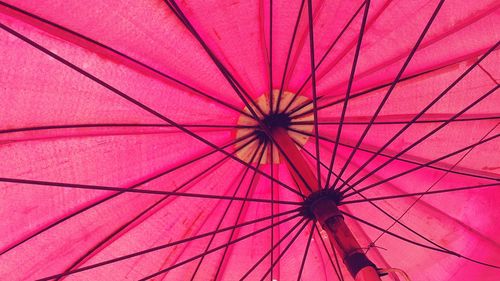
(0, 0), (499, 280)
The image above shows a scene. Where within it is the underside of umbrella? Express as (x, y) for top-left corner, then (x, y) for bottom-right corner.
(0, 0), (499, 280)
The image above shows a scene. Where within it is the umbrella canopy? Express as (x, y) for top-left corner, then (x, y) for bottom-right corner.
(0, 0), (499, 280)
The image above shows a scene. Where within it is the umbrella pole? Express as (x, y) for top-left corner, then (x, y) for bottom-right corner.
(272, 128), (382, 281)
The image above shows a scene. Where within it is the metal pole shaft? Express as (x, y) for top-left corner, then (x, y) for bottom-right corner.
(272, 128), (382, 281)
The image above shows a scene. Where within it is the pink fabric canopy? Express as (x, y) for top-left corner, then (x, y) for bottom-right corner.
(0, 0), (499, 280)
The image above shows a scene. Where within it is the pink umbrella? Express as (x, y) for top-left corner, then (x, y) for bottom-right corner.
(0, 0), (499, 280)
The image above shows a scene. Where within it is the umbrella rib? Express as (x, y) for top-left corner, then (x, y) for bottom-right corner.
(282, 0), (366, 114)
(478, 63), (499, 84)
(331, 243), (346, 281)
(306, 0), (322, 190)
(190, 141), (264, 280)
(292, 138), (331, 170)
(240, 217), (307, 280)
(364, 122), (499, 251)
(139, 215), (301, 281)
(57, 136), (259, 277)
(259, 220), (311, 281)
(0, 1), (255, 120)
(296, 223), (315, 281)
(336, 41), (500, 191)
(324, 0), (370, 189)
(460, 256), (500, 270)
(343, 186), (454, 255)
(314, 225), (345, 281)
(268, 0), (274, 114)
(343, 133), (500, 199)
(270, 136), (316, 193)
(332, 0), (447, 189)
(294, 0), (368, 97)
(286, 97), (316, 118)
(0, 123), (257, 136)
(341, 183), (500, 204)
(38, 210), (302, 280)
(163, 0), (266, 119)
(341, 211), (500, 270)
(0, 133), (254, 256)
(0, 176), (304, 205)
(340, 85), (499, 195)
(291, 116), (500, 126)
(292, 137), (333, 169)
(289, 127), (500, 182)
(276, 0), (306, 114)
(0, 21), (304, 198)
(341, 211), (455, 255)
(213, 142), (267, 280)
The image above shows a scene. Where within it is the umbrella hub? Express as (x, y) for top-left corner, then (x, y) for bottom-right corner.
(234, 90), (314, 164)
(300, 188), (343, 219)
(254, 112), (292, 142)
(262, 112), (292, 130)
